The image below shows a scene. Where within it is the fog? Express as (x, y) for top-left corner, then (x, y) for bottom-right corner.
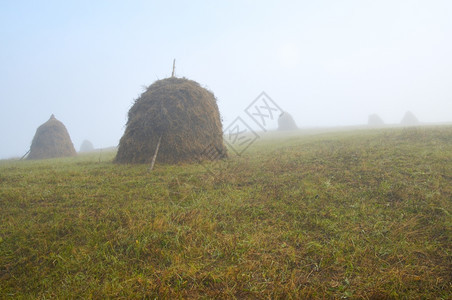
(1, 0), (451, 159)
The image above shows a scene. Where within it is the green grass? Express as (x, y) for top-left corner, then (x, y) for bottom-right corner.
(1, 126), (451, 299)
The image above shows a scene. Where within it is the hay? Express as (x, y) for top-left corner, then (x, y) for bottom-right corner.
(80, 140), (94, 152)
(368, 114), (384, 127)
(277, 111), (298, 131)
(401, 111), (420, 126)
(27, 114), (77, 160)
(114, 77), (227, 164)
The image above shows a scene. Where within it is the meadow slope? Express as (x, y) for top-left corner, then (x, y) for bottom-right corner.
(0, 126), (451, 298)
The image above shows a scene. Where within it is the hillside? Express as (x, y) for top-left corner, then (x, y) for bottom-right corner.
(1, 126), (451, 298)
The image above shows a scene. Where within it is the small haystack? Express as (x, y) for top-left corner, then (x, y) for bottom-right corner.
(278, 111), (298, 131)
(27, 114), (76, 160)
(368, 114), (384, 127)
(80, 140), (94, 152)
(115, 77), (227, 164)
(401, 111), (420, 126)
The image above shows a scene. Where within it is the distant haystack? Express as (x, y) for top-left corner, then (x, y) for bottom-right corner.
(80, 140), (94, 152)
(368, 114), (385, 127)
(277, 111), (298, 131)
(401, 111), (420, 126)
(27, 115), (76, 160)
(114, 77), (227, 164)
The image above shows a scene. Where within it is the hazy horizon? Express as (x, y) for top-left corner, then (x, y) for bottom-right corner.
(1, 0), (451, 159)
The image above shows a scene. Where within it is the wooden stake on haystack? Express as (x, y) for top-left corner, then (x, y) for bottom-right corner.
(20, 149), (30, 160)
(171, 59), (176, 77)
(149, 136), (162, 171)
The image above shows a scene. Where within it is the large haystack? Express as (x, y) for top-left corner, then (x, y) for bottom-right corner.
(27, 114), (76, 160)
(368, 114), (384, 127)
(80, 140), (94, 152)
(115, 77), (227, 164)
(401, 111), (420, 126)
(278, 111), (298, 131)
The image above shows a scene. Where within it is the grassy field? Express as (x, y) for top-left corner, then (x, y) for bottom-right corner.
(1, 126), (451, 299)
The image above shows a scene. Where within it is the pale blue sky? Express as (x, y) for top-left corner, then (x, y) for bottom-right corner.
(1, 0), (451, 158)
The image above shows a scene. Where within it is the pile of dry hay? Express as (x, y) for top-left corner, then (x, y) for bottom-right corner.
(115, 77), (228, 164)
(27, 114), (77, 160)
(278, 111), (298, 131)
(401, 111), (420, 126)
(79, 140), (94, 152)
(368, 114), (385, 127)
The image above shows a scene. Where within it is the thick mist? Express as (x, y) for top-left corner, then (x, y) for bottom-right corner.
(1, 0), (451, 159)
